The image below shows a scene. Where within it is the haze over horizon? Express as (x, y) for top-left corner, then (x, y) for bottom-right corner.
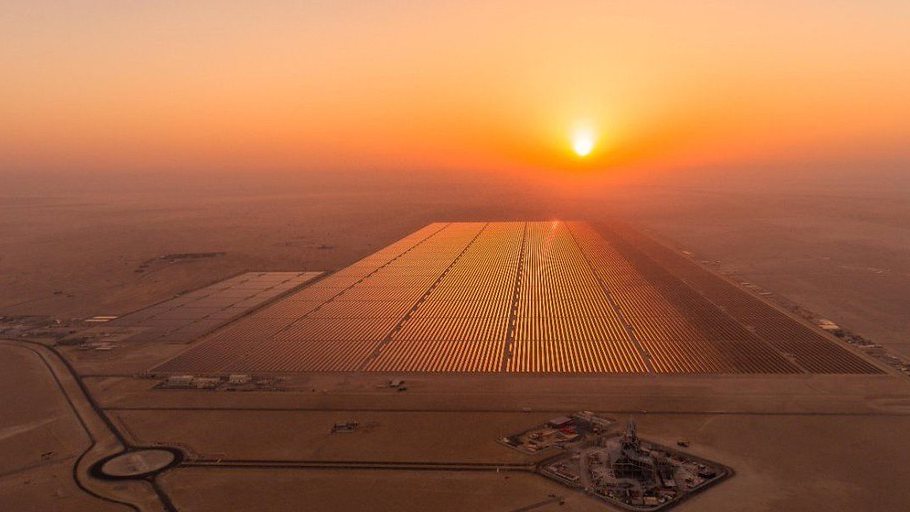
(4, 6), (910, 511)
(2, 1), (909, 187)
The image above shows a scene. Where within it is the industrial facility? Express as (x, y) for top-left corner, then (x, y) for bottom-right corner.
(507, 415), (732, 510)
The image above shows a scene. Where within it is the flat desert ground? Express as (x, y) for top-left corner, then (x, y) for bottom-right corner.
(3, 172), (907, 357)
(1, 171), (909, 511)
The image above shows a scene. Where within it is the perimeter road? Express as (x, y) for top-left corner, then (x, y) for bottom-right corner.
(0, 339), (174, 512)
(501, 222), (528, 371)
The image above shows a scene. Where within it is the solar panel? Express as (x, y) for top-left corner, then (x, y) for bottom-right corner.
(153, 223), (881, 375)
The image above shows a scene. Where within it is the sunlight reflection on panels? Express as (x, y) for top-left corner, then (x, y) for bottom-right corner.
(154, 222), (881, 375)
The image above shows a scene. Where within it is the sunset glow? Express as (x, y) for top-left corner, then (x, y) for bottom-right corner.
(1, 2), (908, 179)
(571, 127), (596, 157)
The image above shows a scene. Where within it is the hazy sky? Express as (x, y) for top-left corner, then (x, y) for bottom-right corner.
(2, 1), (908, 180)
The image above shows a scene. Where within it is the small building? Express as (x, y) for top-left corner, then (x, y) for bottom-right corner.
(166, 375), (194, 387)
(85, 316), (118, 323)
(228, 374), (251, 385)
(192, 377), (221, 389)
(818, 319), (843, 336)
(560, 432), (580, 443)
(574, 411), (613, 430)
(548, 416), (574, 428)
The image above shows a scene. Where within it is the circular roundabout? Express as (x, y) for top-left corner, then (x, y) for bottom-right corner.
(92, 448), (182, 479)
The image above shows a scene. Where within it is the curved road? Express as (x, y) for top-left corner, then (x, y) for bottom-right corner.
(0, 339), (174, 512)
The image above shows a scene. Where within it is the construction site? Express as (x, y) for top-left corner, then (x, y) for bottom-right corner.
(535, 417), (729, 510)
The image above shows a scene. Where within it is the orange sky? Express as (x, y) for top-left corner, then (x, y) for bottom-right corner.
(2, 1), (908, 179)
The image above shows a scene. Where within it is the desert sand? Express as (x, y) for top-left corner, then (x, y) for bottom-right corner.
(2, 171), (909, 511)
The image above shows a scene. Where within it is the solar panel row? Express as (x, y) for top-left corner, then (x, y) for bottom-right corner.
(593, 222), (881, 374)
(110, 271), (321, 344)
(153, 222), (882, 375)
(154, 223), (456, 373)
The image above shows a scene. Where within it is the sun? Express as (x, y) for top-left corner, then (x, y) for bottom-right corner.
(571, 128), (596, 157)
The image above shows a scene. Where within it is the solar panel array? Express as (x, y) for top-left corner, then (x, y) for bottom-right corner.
(594, 222), (883, 374)
(153, 222), (882, 375)
(110, 272), (322, 343)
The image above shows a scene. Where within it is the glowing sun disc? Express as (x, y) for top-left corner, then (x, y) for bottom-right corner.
(572, 130), (595, 157)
